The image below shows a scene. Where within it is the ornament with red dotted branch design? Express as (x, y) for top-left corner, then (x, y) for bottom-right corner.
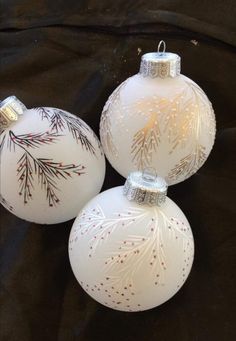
(104, 208), (193, 290)
(70, 204), (193, 291)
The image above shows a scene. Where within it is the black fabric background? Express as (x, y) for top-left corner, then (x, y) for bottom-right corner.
(0, 1), (236, 340)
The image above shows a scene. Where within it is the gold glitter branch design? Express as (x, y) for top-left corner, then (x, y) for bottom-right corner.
(186, 81), (216, 139)
(131, 82), (215, 180)
(130, 97), (171, 171)
(100, 105), (117, 156)
(100, 81), (128, 157)
(167, 81), (214, 181)
(131, 112), (161, 171)
(168, 144), (207, 181)
(163, 93), (196, 154)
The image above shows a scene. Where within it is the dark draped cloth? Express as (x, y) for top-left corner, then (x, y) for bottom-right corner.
(0, 1), (236, 340)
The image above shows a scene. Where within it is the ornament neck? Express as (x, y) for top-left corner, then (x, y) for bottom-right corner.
(139, 40), (181, 79)
(0, 96), (26, 132)
(123, 170), (168, 207)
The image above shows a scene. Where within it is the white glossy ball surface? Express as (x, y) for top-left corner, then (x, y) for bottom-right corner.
(100, 74), (216, 185)
(0, 107), (105, 224)
(69, 186), (194, 312)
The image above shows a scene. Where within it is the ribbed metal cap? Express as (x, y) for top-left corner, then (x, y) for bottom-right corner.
(139, 41), (181, 79)
(123, 170), (168, 207)
(0, 96), (26, 132)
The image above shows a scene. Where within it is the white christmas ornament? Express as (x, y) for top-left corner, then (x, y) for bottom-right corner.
(69, 170), (194, 312)
(100, 41), (216, 185)
(0, 96), (105, 224)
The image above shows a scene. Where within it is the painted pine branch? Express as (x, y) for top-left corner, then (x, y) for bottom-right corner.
(8, 130), (59, 150)
(131, 113), (161, 170)
(36, 107), (52, 120)
(0, 194), (14, 211)
(17, 152), (34, 204)
(168, 144), (206, 181)
(49, 111), (66, 132)
(39, 108), (96, 155)
(32, 157), (85, 206)
(5, 128), (86, 207)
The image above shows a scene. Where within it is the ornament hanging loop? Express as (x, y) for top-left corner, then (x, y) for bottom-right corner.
(142, 167), (157, 183)
(139, 41), (180, 78)
(157, 40), (166, 55)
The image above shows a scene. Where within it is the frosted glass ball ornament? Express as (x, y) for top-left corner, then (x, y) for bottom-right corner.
(0, 96), (105, 224)
(100, 40), (216, 185)
(69, 170), (194, 312)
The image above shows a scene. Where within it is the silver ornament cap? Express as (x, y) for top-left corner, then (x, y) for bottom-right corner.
(0, 96), (26, 131)
(139, 40), (181, 78)
(123, 169), (168, 206)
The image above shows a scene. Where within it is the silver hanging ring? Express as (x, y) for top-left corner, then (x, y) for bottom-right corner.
(142, 167), (158, 182)
(157, 40), (166, 54)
